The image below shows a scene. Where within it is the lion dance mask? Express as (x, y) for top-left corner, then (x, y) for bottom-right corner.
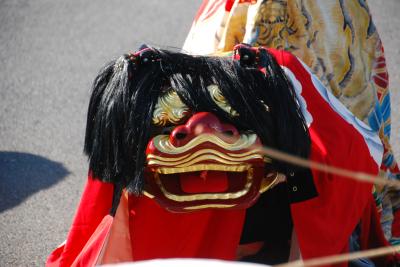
(84, 45), (311, 211)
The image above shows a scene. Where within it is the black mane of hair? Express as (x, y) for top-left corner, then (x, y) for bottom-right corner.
(84, 46), (311, 194)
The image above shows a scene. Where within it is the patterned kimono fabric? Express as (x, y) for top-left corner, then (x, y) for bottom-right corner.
(184, 0), (400, 245)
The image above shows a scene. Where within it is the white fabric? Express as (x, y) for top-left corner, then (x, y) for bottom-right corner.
(102, 259), (269, 267)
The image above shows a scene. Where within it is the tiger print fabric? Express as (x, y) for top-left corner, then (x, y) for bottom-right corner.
(184, 0), (399, 243)
(184, 0), (398, 180)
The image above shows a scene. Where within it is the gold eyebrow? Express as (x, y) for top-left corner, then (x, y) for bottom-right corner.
(207, 84), (239, 117)
(152, 88), (190, 126)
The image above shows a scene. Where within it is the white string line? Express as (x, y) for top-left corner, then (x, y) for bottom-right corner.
(193, 126), (400, 188)
(258, 145), (400, 189)
(274, 245), (400, 267)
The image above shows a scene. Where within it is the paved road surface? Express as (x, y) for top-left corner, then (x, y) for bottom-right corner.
(0, 1), (398, 266)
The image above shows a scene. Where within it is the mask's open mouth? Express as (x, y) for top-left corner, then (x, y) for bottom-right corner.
(156, 166), (252, 198)
(144, 134), (277, 212)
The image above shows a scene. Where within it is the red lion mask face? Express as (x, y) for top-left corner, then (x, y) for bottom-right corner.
(145, 111), (277, 212)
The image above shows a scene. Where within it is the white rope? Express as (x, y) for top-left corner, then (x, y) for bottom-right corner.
(258, 145), (400, 189)
(274, 245), (400, 267)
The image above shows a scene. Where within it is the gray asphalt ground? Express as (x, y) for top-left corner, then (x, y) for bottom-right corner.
(0, 1), (398, 266)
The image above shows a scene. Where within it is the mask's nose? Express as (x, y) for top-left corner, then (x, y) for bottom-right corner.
(170, 112), (239, 147)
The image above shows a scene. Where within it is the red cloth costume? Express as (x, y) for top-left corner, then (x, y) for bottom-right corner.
(47, 49), (390, 267)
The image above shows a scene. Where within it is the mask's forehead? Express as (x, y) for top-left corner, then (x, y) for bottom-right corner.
(152, 85), (239, 126)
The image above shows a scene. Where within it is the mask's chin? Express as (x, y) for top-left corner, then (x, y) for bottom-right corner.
(144, 165), (277, 212)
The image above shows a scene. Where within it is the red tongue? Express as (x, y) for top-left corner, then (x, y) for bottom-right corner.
(180, 171), (228, 193)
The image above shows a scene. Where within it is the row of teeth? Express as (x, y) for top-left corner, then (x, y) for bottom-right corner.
(153, 164), (252, 175)
(147, 148), (265, 168)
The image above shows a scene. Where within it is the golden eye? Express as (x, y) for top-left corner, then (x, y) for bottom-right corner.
(152, 88), (190, 126)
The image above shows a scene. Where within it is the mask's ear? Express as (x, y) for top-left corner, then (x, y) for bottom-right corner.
(84, 48), (164, 194)
(234, 43), (258, 68)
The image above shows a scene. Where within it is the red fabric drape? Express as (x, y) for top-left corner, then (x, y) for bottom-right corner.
(47, 175), (246, 266)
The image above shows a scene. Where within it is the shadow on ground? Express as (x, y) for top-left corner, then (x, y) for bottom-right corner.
(0, 151), (69, 212)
